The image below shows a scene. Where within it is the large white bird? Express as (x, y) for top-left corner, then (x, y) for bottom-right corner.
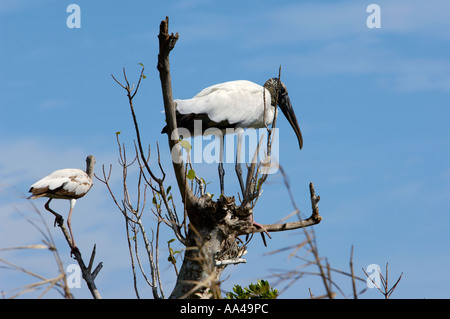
(28, 155), (95, 251)
(162, 78), (303, 194)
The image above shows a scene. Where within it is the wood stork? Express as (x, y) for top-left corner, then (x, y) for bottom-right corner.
(28, 155), (95, 251)
(162, 78), (303, 194)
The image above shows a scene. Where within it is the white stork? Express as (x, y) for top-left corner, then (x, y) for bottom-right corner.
(162, 78), (303, 194)
(28, 155), (95, 251)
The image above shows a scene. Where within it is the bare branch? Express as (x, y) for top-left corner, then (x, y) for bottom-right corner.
(111, 67), (162, 185)
(157, 16), (197, 209)
(362, 263), (403, 299)
(239, 182), (322, 237)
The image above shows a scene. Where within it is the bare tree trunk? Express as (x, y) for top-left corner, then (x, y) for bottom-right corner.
(168, 196), (248, 299)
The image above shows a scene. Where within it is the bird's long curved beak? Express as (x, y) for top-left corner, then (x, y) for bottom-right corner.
(279, 94), (303, 150)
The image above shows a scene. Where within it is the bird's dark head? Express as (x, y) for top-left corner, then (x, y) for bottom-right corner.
(86, 155), (96, 165)
(264, 78), (303, 150)
(264, 78), (288, 107)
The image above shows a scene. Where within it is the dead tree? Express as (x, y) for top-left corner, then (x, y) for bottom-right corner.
(105, 16), (322, 299)
(157, 17), (321, 299)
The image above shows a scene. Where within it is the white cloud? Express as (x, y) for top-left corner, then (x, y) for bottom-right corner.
(237, 1), (450, 92)
(39, 98), (67, 110)
(252, 0), (450, 44)
(0, 138), (86, 186)
(171, 0), (214, 11)
(382, 0), (450, 39)
(173, 1), (450, 92)
(0, 0), (53, 16)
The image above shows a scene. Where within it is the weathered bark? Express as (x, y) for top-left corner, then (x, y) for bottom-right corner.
(57, 222), (102, 299)
(157, 17), (197, 210)
(169, 195), (250, 299)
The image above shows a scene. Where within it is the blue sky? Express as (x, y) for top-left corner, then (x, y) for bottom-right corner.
(1, 0), (450, 299)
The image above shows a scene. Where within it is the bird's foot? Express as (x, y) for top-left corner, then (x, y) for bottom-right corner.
(70, 245), (80, 258)
(53, 214), (64, 228)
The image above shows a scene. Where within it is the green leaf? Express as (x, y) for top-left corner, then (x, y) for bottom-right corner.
(116, 131), (121, 135)
(166, 185), (172, 194)
(224, 279), (278, 299)
(167, 238), (176, 244)
(138, 63), (144, 68)
(152, 196), (157, 205)
(179, 140), (192, 152)
(187, 169), (196, 180)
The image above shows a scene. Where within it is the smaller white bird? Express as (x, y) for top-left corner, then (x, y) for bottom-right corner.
(28, 155), (95, 252)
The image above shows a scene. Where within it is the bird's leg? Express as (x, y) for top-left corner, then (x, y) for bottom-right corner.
(218, 164), (225, 195)
(67, 199), (79, 255)
(235, 163), (245, 195)
(235, 132), (245, 195)
(218, 134), (225, 195)
(44, 198), (64, 227)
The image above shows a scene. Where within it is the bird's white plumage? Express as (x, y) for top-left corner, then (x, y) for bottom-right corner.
(166, 78), (302, 198)
(175, 80), (274, 128)
(30, 168), (93, 198)
(28, 155), (95, 251)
